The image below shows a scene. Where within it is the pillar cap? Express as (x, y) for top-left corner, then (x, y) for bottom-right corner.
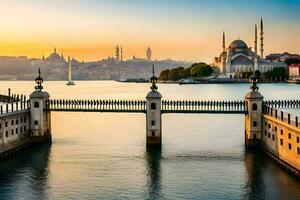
(30, 90), (50, 98)
(245, 91), (263, 99)
(146, 90), (162, 98)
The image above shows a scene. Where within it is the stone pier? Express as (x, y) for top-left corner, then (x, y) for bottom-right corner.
(244, 75), (263, 149)
(146, 65), (162, 146)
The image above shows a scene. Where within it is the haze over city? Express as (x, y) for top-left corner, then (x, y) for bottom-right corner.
(0, 0), (300, 62)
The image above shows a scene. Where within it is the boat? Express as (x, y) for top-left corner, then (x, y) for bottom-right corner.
(66, 56), (75, 86)
(179, 78), (200, 85)
(117, 78), (149, 83)
(287, 79), (300, 84)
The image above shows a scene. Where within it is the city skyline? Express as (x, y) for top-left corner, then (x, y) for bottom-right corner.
(0, 0), (299, 62)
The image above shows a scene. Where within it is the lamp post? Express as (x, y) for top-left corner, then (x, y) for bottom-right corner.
(150, 64), (158, 91)
(35, 68), (44, 91)
(250, 74), (259, 92)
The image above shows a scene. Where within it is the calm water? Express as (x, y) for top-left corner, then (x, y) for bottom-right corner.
(0, 81), (299, 200)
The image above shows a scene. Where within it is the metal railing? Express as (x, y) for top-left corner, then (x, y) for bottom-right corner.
(162, 100), (247, 114)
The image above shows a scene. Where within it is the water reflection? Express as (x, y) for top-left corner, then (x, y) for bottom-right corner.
(0, 144), (51, 200)
(145, 147), (163, 199)
(244, 151), (267, 200)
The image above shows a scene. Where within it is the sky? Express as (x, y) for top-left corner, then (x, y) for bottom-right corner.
(0, 0), (299, 63)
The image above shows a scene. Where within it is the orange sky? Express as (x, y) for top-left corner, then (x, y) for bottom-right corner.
(0, 1), (299, 63)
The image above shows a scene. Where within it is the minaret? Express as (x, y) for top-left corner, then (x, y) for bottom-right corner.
(120, 46), (123, 61)
(222, 31), (226, 74)
(260, 18), (264, 58)
(254, 24), (259, 71)
(115, 45), (120, 62)
(54, 47), (56, 54)
(254, 24), (258, 55)
(222, 31), (225, 53)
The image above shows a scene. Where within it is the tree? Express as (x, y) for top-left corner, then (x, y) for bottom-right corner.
(188, 63), (213, 77)
(158, 63), (213, 81)
(159, 69), (170, 81)
(254, 70), (261, 79)
(263, 67), (286, 81)
(169, 68), (182, 81)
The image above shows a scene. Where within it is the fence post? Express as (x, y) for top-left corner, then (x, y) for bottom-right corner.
(288, 114), (290, 124)
(281, 111), (283, 121)
(275, 110), (278, 119)
(296, 116), (298, 127)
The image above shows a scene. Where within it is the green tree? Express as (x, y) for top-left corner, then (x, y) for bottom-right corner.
(263, 67), (286, 81)
(188, 63), (213, 77)
(254, 70), (261, 79)
(159, 69), (170, 81)
(169, 68), (181, 81)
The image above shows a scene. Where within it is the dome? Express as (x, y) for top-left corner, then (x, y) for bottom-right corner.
(229, 40), (248, 49)
(48, 52), (61, 61)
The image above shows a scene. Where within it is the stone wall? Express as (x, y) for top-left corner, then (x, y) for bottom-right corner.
(262, 114), (300, 174)
(0, 110), (31, 156)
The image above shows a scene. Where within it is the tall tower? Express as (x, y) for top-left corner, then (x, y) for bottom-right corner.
(146, 65), (162, 146)
(67, 56), (75, 85)
(254, 24), (259, 71)
(222, 32), (226, 74)
(115, 45), (120, 62)
(120, 46), (123, 61)
(260, 18), (264, 58)
(254, 24), (258, 55)
(146, 47), (152, 61)
(54, 47), (56, 54)
(222, 31), (225, 53)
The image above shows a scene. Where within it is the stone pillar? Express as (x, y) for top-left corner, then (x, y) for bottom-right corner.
(245, 75), (263, 149)
(146, 64), (162, 146)
(29, 69), (52, 143)
(146, 90), (162, 146)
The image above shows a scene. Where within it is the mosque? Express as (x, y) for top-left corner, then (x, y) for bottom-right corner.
(43, 47), (66, 63)
(213, 18), (286, 78)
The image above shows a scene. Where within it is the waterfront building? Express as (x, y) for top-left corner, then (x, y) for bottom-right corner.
(213, 18), (286, 78)
(289, 64), (300, 79)
(266, 52), (300, 62)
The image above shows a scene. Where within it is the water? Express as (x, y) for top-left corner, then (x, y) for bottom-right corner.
(0, 81), (299, 200)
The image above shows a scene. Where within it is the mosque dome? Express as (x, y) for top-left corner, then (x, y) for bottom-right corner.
(48, 48), (62, 61)
(229, 40), (248, 49)
(48, 52), (61, 60)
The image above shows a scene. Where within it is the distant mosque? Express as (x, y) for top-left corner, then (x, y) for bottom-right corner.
(44, 47), (66, 62)
(213, 18), (286, 78)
